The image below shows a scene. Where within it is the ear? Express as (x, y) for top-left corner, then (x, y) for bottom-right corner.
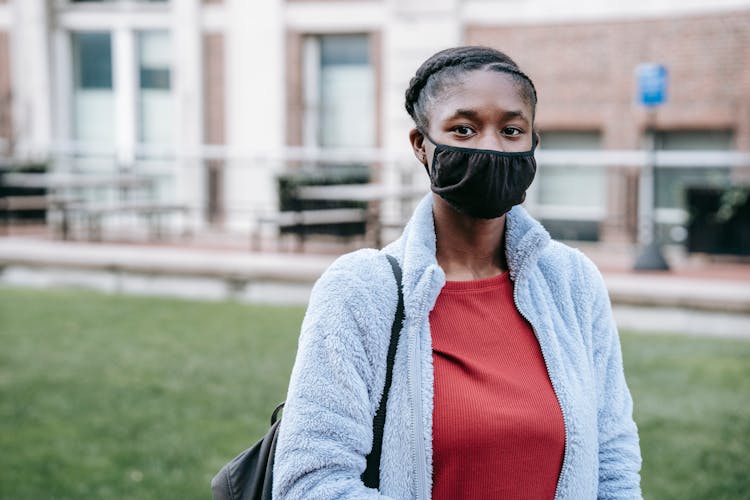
(534, 130), (541, 148)
(409, 128), (427, 165)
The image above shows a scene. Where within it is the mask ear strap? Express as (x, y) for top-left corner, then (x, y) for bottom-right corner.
(416, 128), (437, 147)
(415, 128), (434, 176)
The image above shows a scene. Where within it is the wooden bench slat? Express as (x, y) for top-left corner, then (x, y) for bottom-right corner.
(258, 208), (367, 227)
(0, 196), (49, 211)
(252, 207), (370, 251)
(0, 195), (83, 211)
(64, 202), (188, 215)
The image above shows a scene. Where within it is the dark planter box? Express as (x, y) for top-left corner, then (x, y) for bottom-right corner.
(277, 164), (370, 237)
(686, 186), (750, 256)
(540, 219), (600, 242)
(0, 162), (48, 223)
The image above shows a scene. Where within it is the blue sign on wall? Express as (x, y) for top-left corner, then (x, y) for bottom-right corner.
(636, 63), (668, 107)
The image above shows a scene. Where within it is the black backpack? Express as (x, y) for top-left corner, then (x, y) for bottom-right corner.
(211, 255), (405, 500)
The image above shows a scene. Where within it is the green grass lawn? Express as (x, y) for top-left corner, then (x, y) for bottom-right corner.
(1, 287), (749, 499)
(622, 333), (750, 499)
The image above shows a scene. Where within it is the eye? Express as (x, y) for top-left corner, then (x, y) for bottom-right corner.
(451, 125), (475, 137)
(502, 127), (523, 136)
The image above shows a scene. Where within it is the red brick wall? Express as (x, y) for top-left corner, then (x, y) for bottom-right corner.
(467, 10), (750, 242)
(466, 9), (750, 151)
(0, 31), (11, 153)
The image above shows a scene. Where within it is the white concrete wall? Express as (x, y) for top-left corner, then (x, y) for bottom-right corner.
(172, 0), (204, 228)
(285, 0), (385, 32)
(0, 2), (12, 156)
(224, 0), (284, 231)
(0, 2), (10, 29)
(10, 0), (52, 159)
(380, 0), (460, 222)
(112, 27), (137, 165)
(382, 0), (462, 155)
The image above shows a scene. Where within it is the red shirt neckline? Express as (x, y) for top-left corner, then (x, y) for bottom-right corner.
(441, 271), (510, 292)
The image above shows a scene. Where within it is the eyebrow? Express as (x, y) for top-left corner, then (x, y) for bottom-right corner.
(450, 109), (481, 120)
(448, 108), (529, 123)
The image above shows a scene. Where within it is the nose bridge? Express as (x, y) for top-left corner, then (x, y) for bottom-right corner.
(478, 130), (505, 151)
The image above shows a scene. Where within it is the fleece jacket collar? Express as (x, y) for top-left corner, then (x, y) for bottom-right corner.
(386, 193), (551, 291)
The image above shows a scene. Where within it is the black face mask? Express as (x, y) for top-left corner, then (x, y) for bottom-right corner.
(420, 131), (538, 219)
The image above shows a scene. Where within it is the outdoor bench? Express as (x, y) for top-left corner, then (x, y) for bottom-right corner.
(61, 201), (189, 241)
(0, 195), (78, 234)
(252, 207), (368, 251)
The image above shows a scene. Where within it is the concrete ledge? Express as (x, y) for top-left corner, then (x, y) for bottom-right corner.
(0, 265), (317, 304)
(1, 237), (749, 314)
(604, 273), (750, 314)
(0, 238), (334, 284)
(613, 305), (750, 339)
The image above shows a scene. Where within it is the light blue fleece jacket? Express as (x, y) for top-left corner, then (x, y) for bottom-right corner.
(273, 194), (642, 499)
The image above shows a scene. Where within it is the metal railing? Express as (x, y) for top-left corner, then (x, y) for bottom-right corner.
(2, 142), (748, 248)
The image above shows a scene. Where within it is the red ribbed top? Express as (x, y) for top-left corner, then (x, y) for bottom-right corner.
(430, 272), (565, 500)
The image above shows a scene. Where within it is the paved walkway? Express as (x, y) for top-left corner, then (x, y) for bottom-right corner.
(1, 235), (748, 337)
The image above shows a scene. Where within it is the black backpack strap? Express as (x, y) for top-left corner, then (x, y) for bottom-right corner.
(361, 254), (404, 490)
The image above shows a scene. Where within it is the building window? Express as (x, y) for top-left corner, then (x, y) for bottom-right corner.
(536, 131), (605, 241)
(72, 31), (115, 144)
(303, 34), (374, 148)
(138, 30), (172, 145)
(654, 130), (733, 208)
(74, 32), (112, 89)
(653, 129), (733, 243)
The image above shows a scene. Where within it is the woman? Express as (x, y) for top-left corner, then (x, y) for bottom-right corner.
(273, 46), (642, 499)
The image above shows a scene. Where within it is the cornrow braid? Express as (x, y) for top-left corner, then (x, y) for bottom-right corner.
(404, 46), (537, 131)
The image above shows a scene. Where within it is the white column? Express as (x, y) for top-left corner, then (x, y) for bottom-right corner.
(382, 0), (461, 155)
(0, 3), (10, 29)
(10, 0), (53, 159)
(302, 37), (320, 148)
(225, 0), (284, 231)
(380, 0), (460, 229)
(113, 27), (137, 167)
(51, 26), (71, 152)
(0, 3), (12, 157)
(172, 0), (204, 228)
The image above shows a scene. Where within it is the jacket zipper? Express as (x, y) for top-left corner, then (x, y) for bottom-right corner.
(409, 314), (428, 500)
(408, 267), (437, 500)
(513, 275), (570, 500)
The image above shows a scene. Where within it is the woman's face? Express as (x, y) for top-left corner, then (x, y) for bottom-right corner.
(411, 70), (535, 167)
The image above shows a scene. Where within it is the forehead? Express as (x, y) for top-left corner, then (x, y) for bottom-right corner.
(430, 70), (531, 122)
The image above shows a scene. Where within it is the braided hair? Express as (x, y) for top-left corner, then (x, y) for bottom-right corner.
(405, 46), (537, 131)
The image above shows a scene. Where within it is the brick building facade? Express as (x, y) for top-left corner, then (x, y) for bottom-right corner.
(0, 0), (748, 245)
(466, 9), (750, 242)
(467, 10), (750, 151)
